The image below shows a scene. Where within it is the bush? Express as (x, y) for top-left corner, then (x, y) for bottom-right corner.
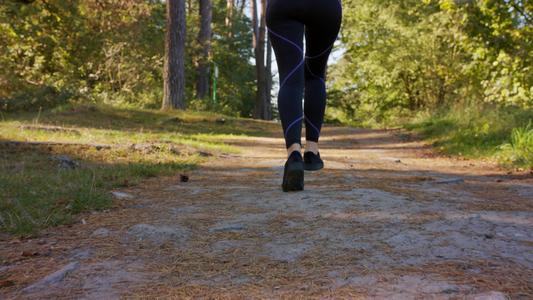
(0, 86), (74, 112)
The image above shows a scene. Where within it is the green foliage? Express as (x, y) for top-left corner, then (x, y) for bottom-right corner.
(0, 0), (256, 116)
(188, 0), (256, 117)
(325, 0), (532, 166)
(2, 0), (531, 169)
(329, 0), (532, 125)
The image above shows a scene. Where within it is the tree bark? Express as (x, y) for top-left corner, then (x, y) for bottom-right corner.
(196, 0), (212, 100)
(252, 0), (268, 119)
(239, 0), (246, 16)
(265, 34), (273, 120)
(162, 0), (186, 110)
(251, 0), (258, 49)
(226, 0), (234, 36)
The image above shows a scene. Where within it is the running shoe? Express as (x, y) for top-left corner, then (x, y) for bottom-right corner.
(282, 151), (304, 192)
(303, 151), (324, 171)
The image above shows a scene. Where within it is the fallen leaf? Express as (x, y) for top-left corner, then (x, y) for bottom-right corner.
(180, 174), (189, 182)
(0, 280), (15, 288)
(21, 250), (39, 257)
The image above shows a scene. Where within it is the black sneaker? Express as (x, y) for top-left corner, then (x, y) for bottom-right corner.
(303, 151), (324, 171)
(282, 151), (304, 192)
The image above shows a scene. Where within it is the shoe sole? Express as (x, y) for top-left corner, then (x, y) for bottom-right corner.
(304, 162), (324, 171)
(282, 161), (304, 192)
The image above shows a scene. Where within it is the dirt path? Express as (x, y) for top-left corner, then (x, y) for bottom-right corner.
(1, 126), (532, 299)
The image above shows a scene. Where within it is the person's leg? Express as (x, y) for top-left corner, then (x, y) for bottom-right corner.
(303, 0), (342, 153)
(267, 1), (306, 191)
(266, 4), (305, 155)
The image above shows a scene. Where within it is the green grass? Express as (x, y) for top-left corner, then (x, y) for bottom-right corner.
(498, 122), (533, 167)
(0, 153), (195, 234)
(405, 105), (533, 169)
(0, 103), (277, 235)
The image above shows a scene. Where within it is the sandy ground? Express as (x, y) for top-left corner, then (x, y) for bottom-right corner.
(1, 126), (532, 299)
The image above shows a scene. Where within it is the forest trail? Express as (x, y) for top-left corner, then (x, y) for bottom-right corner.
(1, 126), (532, 299)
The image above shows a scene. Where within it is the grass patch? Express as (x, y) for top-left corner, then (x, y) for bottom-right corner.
(406, 105), (533, 168)
(0, 144), (196, 235)
(498, 122), (533, 167)
(0, 104), (277, 235)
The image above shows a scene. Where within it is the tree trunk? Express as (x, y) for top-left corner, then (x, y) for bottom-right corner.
(265, 34), (273, 120)
(239, 0), (246, 16)
(252, 0), (268, 119)
(251, 0), (258, 49)
(162, 0), (186, 110)
(226, 0), (234, 37)
(435, 75), (446, 108)
(196, 0), (212, 100)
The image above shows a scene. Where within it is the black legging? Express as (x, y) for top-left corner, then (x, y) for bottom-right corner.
(266, 0), (342, 149)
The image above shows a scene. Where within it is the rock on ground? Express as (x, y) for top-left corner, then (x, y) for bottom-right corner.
(22, 262), (80, 294)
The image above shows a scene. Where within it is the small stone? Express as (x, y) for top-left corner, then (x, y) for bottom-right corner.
(52, 155), (79, 169)
(111, 191), (134, 200)
(70, 249), (91, 260)
(91, 228), (110, 238)
(22, 262), (80, 293)
(441, 288), (459, 294)
(197, 151), (212, 157)
(434, 178), (464, 184)
(128, 224), (190, 246)
(264, 241), (311, 262)
(209, 223), (247, 233)
(471, 291), (508, 300)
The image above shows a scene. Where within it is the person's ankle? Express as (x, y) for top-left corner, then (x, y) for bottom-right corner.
(287, 143), (301, 158)
(305, 141), (319, 155)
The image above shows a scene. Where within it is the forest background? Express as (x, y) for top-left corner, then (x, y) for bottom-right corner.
(1, 0), (532, 167)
